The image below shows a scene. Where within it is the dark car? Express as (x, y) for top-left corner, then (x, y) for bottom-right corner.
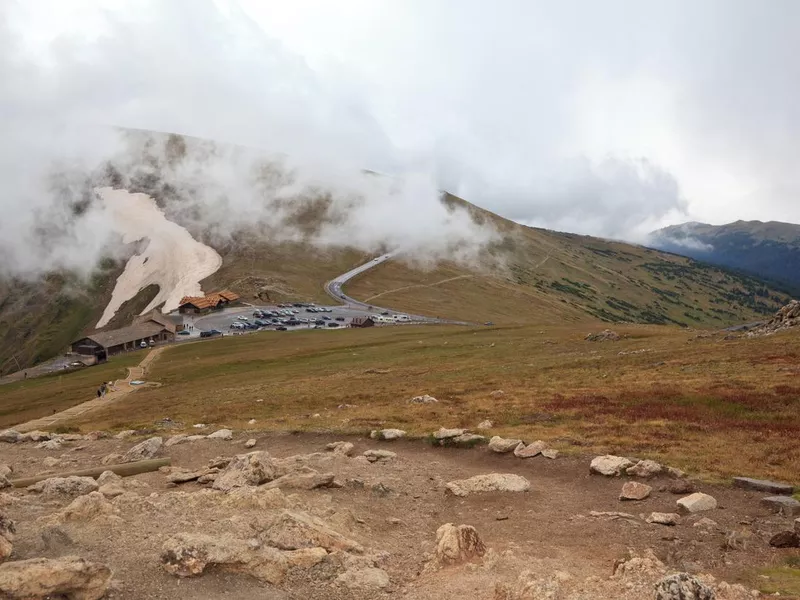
(276, 326), (288, 331)
(322, 316), (331, 321)
(254, 319), (266, 326)
(315, 319), (325, 325)
(178, 330), (191, 335)
(381, 311), (389, 316)
(326, 322), (339, 328)
(335, 317), (345, 321)
(200, 331), (214, 338)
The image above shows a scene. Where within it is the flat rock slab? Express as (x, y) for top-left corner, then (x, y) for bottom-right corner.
(761, 496), (800, 517)
(646, 512), (680, 526)
(677, 492), (717, 514)
(620, 481), (652, 501)
(733, 477), (794, 495)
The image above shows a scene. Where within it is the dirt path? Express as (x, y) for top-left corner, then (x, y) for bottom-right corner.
(362, 275), (473, 302)
(14, 346), (165, 433)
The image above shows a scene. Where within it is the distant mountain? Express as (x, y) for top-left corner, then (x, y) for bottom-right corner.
(649, 220), (800, 290)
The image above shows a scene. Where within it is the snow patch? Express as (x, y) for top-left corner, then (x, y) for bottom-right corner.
(95, 187), (222, 328)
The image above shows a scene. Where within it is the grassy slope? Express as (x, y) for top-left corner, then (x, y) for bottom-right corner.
(29, 322), (794, 482)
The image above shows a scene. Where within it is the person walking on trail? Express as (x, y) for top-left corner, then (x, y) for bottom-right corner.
(99, 382), (107, 398)
(96, 385), (103, 398)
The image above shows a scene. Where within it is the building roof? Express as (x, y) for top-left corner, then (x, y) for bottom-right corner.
(178, 290), (240, 310)
(77, 322), (167, 349)
(134, 309), (179, 333)
(351, 316), (375, 325)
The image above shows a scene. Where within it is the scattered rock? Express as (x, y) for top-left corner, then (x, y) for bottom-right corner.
(207, 429), (233, 440)
(654, 572), (715, 600)
(0, 556), (112, 600)
(121, 436), (163, 462)
(746, 299), (800, 337)
(620, 481), (652, 501)
(335, 566), (390, 590)
(164, 435), (188, 447)
(244, 439), (256, 448)
(541, 449), (559, 459)
(433, 428), (466, 440)
(761, 495), (800, 517)
(247, 419), (256, 425)
(447, 433), (486, 447)
(370, 429), (406, 441)
(55, 492), (118, 523)
(590, 455), (634, 476)
(488, 436), (523, 453)
(113, 430), (135, 440)
(212, 451), (279, 492)
(0, 476), (9, 491)
(769, 531), (800, 548)
(477, 420), (493, 430)
(161, 533), (325, 584)
(185, 435), (206, 442)
(677, 493), (717, 514)
(261, 468), (335, 491)
(0, 431), (21, 444)
(28, 476), (99, 497)
(646, 513), (680, 526)
(626, 459), (663, 478)
(325, 442), (354, 457)
(0, 512), (14, 563)
(588, 511), (639, 522)
(36, 439), (62, 451)
(489, 390), (505, 397)
(693, 517), (719, 529)
(20, 431), (51, 443)
(796, 518), (800, 535)
(669, 479), (696, 494)
(100, 453), (123, 466)
(585, 329), (620, 342)
(42, 457), (60, 469)
(363, 450), (396, 463)
(264, 510), (364, 553)
(434, 523), (486, 565)
(733, 477), (794, 495)
(0, 466), (10, 479)
(166, 470), (206, 484)
(410, 394), (438, 404)
(445, 474), (531, 497)
(513, 440), (547, 458)
(666, 466), (686, 479)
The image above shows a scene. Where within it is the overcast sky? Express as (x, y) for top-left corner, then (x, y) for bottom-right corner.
(4, 0), (800, 243)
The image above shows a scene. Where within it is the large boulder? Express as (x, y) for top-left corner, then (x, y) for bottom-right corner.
(370, 429), (406, 441)
(434, 523), (486, 565)
(590, 455), (634, 476)
(0, 556), (112, 600)
(761, 496), (800, 517)
(0, 512), (14, 563)
(261, 467), (336, 491)
(121, 436), (163, 462)
(28, 476), (98, 497)
(445, 474), (531, 497)
(164, 434), (189, 447)
(207, 429), (233, 440)
(212, 451), (279, 492)
(513, 440), (547, 458)
(55, 492), (119, 523)
(433, 428), (465, 440)
(0, 431), (21, 444)
(676, 493), (717, 514)
(263, 510), (364, 553)
(488, 436), (523, 453)
(161, 533), (326, 584)
(654, 572), (715, 600)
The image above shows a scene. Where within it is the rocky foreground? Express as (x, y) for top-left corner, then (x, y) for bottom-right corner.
(0, 427), (798, 599)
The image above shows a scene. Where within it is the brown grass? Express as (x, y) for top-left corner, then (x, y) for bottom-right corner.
(30, 322), (797, 483)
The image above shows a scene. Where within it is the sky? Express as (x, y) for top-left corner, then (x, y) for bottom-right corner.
(2, 0), (799, 276)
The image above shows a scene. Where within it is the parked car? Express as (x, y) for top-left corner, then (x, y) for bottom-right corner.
(322, 316), (331, 321)
(326, 322), (339, 328)
(335, 317), (345, 322)
(381, 311), (389, 316)
(276, 326), (288, 331)
(178, 330), (191, 336)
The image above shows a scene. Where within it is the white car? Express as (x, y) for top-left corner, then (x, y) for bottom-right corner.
(237, 316), (249, 321)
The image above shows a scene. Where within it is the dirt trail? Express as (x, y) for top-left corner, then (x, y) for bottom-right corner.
(362, 275), (473, 302)
(14, 347), (165, 433)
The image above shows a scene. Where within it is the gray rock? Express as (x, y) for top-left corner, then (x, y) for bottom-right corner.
(336, 566), (390, 590)
(619, 481), (652, 501)
(676, 493), (717, 514)
(363, 449), (396, 463)
(28, 476), (98, 497)
(646, 512), (680, 526)
(20, 430), (50, 443)
(0, 511), (14, 563)
(769, 531), (800, 548)
(761, 496), (800, 517)
(370, 428), (406, 441)
(121, 436), (163, 462)
(733, 477), (794, 495)
(164, 435), (189, 447)
(410, 394), (438, 404)
(184, 435), (206, 442)
(433, 427), (465, 440)
(0, 476), (9, 491)
(0, 431), (21, 444)
(541, 449), (559, 459)
(325, 441), (354, 457)
(36, 439), (62, 451)
(447, 433), (486, 447)
(445, 473), (531, 497)
(207, 429), (233, 440)
(244, 439), (256, 448)
(261, 468), (335, 491)
(476, 420), (493, 430)
(434, 523), (486, 565)
(264, 510), (364, 553)
(0, 466), (10, 480)
(654, 572), (715, 600)
(626, 459), (663, 478)
(41, 457), (60, 469)
(513, 440), (547, 458)
(212, 451), (279, 492)
(488, 436), (523, 453)
(113, 430), (136, 440)
(589, 455), (634, 476)
(669, 479), (696, 494)
(0, 556), (112, 600)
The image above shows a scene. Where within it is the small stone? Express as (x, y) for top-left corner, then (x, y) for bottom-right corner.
(21, 431), (51, 442)
(28, 476), (98, 497)
(692, 517), (718, 529)
(626, 459), (663, 478)
(434, 523), (486, 565)
(513, 440), (547, 458)
(121, 436), (163, 462)
(733, 477), (794, 495)
(207, 429), (233, 440)
(676, 492), (717, 514)
(36, 439), (62, 451)
(185, 435), (206, 442)
(541, 449), (559, 459)
(410, 394), (438, 404)
(113, 430), (136, 440)
(42, 457), (61, 469)
(795, 518), (800, 535)
(325, 442), (354, 457)
(477, 420), (493, 430)
(375, 428), (406, 441)
(448, 433), (486, 447)
(371, 482), (391, 496)
(489, 390), (505, 397)
(665, 466), (686, 479)
(247, 419), (256, 425)
(646, 512), (680, 526)
(164, 435), (188, 447)
(590, 455), (634, 476)
(620, 481), (652, 501)
(488, 436), (523, 453)
(335, 567), (390, 590)
(769, 531), (800, 548)
(761, 496), (800, 517)
(212, 451), (279, 492)
(433, 428), (465, 440)
(100, 453), (123, 466)
(244, 439), (256, 448)
(668, 479), (696, 494)
(362, 450), (396, 463)
(445, 474), (531, 497)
